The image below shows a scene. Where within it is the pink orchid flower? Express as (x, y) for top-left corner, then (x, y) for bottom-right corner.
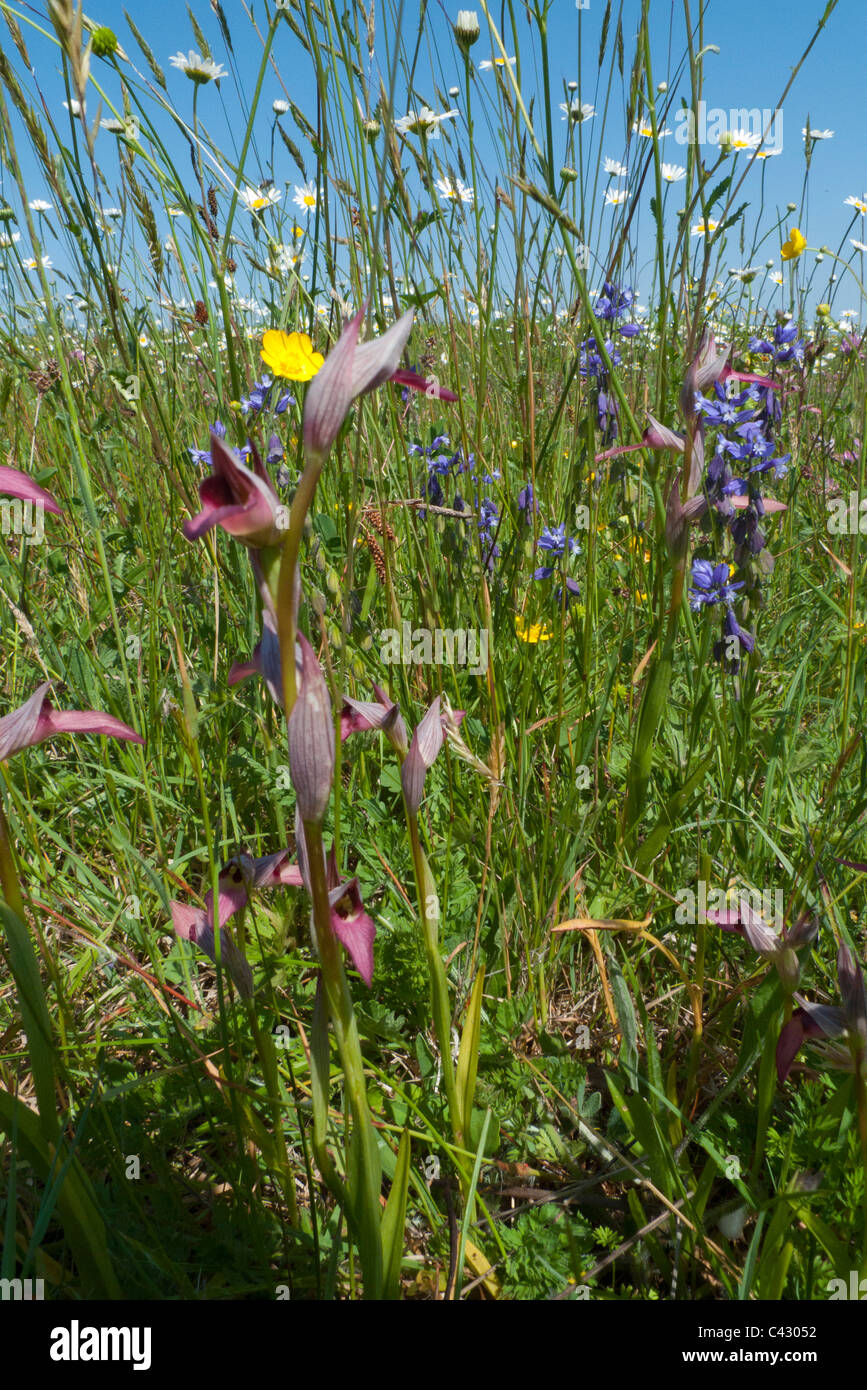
(170, 850), (303, 1000)
(0, 682), (143, 761)
(183, 435), (287, 549)
(327, 875), (377, 988)
(706, 898), (817, 990)
(776, 943), (867, 1083)
(0, 464), (63, 516)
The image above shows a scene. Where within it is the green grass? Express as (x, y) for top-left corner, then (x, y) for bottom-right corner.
(1, 0), (866, 1301)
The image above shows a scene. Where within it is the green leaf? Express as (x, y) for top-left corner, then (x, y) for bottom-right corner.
(0, 1088), (120, 1297)
(381, 1128), (411, 1300)
(0, 903), (57, 1145)
(456, 966), (485, 1147)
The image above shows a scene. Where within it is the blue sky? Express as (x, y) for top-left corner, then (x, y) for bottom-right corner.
(2, 0), (864, 320)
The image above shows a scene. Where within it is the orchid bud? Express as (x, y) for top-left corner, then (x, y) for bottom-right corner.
(837, 942), (867, 1045)
(302, 309), (363, 465)
(1, 463), (63, 516)
(302, 307), (416, 466)
(288, 634), (334, 824)
(679, 329), (730, 423)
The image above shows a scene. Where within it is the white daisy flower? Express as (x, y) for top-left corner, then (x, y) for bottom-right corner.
(802, 127), (833, 140)
(728, 266), (760, 282)
(273, 99), (289, 115)
(104, 207), (122, 218)
(603, 157), (628, 177)
(691, 219), (718, 236)
(560, 100), (595, 123)
(845, 195), (867, 216)
(633, 120), (671, 138)
(754, 148), (781, 159)
(168, 51), (227, 84)
(100, 118), (125, 133)
(435, 176), (473, 203)
(63, 99), (82, 115)
(660, 162), (686, 182)
(395, 107), (459, 139)
(23, 255), (52, 269)
(767, 270), (783, 284)
(478, 56), (516, 70)
(167, 206), (185, 217)
(272, 244), (303, 271)
(604, 188), (628, 206)
(851, 239), (867, 252)
(725, 130), (761, 151)
(293, 183), (318, 213)
(240, 186), (281, 213)
(0, 231), (21, 248)
(28, 199), (52, 213)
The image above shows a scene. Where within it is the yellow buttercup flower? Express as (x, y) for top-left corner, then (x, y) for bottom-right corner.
(780, 226), (806, 261)
(515, 613), (552, 644)
(261, 329), (324, 381)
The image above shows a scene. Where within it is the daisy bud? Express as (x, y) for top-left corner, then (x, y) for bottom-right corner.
(454, 11), (480, 52)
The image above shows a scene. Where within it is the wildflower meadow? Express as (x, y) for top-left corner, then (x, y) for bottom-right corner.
(2, 0), (867, 1338)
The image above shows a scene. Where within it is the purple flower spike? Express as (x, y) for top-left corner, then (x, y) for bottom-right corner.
(401, 696), (445, 814)
(184, 434), (287, 549)
(288, 634), (335, 825)
(0, 683), (143, 761)
(0, 464), (63, 516)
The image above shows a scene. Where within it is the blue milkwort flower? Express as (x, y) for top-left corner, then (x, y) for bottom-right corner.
(240, 377), (273, 413)
(718, 431), (775, 464)
(597, 389), (619, 444)
(579, 336), (622, 378)
(555, 576), (582, 604)
(695, 382), (757, 429)
(749, 452), (790, 479)
(594, 282), (635, 321)
(748, 322), (806, 367)
(517, 481), (539, 520)
(188, 420), (251, 467)
(688, 558), (744, 610)
(718, 605), (755, 655)
(534, 523), (580, 580)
